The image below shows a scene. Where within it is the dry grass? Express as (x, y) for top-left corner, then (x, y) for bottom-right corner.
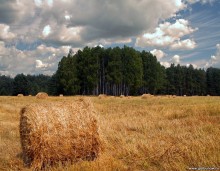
(0, 96), (219, 170)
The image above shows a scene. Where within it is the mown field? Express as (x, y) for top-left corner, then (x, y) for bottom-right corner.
(0, 96), (219, 171)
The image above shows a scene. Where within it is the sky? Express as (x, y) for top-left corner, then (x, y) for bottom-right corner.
(0, 0), (220, 77)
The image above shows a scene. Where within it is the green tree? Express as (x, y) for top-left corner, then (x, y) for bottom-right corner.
(106, 47), (123, 95)
(48, 73), (59, 95)
(56, 51), (80, 95)
(0, 75), (13, 95)
(13, 74), (28, 95)
(121, 46), (143, 95)
(206, 67), (220, 95)
(142, 51), (165, 94)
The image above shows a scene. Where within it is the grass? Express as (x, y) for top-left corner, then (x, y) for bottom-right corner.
(0, 96), (219, 170)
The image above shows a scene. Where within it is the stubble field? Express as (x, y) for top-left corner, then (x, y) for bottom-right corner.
(0, 96), (219, 171)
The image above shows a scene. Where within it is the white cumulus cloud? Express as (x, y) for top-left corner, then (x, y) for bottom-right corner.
(136, 19), (197, 50)
(172, 55), (181, 64)
(185, 0), (216, 4)
(0, 0), (187, 47)
(186, 63), (198, 68)
(42, 25), (51, 37)
(0, 41), (72, 76)
(206, 44), (220, 68)
(36, 60), (49, 68)
(160, 61), (171, 68)
(171, 39), (197, 50)
(0, 24), (16, 40)
(150, 49), (166, 60)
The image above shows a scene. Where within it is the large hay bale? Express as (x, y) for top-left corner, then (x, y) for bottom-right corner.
(20, 98), (101, 170)
(17, 94), (24, 97)
(36, 92), (48, 99)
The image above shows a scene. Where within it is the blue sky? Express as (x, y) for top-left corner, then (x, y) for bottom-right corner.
(0, 0), (220, 76)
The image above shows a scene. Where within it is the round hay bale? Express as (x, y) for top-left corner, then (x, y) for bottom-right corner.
(17, 94), (24, 97)
(120, 95), (125, 98)
(59, 94), (63, 97)
(141, 94), (151, 99)
(98, 94), (107, 99)
(19, 98), (101, 169)
(36, 92), (48, 99)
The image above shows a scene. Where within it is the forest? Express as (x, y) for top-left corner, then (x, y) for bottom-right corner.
(1, 46), (220, 96)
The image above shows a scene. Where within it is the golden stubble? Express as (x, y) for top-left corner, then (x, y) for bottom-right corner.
(0, 95), (219, 171)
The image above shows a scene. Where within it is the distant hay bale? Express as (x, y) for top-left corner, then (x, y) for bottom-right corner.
(59, 94), (63, 97)
(36, 92), (48, 99)
(17, 94), (24, 97)
(183, 95), (187, 97)
(98, 94), (107, 99)
(120, 95), (125, 98)
(19, 98), (101, 170)
(141, 94), (151, 99)
(28, 95), (32, 97)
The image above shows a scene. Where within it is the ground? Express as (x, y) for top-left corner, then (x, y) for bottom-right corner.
(0, 96), (219, 171)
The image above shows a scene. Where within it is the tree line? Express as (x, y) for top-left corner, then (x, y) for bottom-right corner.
(0, 46), (220, 96)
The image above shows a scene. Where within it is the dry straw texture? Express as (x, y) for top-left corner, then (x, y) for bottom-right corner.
(19, 98), (101, 170)
(36, 92), (48, 99)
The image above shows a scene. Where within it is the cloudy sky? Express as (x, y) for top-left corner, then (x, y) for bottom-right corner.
(0, 0), (220, 76)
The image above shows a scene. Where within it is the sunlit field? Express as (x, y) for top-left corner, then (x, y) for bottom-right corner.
(0, 96), (219, 171)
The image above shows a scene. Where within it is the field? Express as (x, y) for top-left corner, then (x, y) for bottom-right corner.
(0, 96), (219, 171)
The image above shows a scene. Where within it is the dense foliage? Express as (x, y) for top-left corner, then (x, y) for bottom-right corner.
(0, 74), (51, 96)
(0, 46), (220, 96)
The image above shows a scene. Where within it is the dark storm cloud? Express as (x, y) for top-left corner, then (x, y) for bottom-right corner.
(0, 0), (19, 24)
(66, 0), (185, 41)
